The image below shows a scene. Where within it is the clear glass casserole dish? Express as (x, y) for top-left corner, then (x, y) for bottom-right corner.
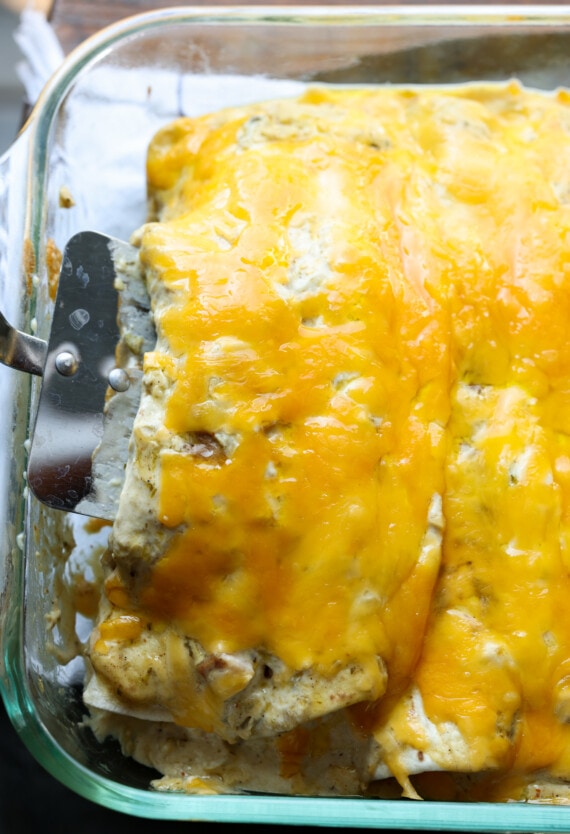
(5, 4), (570, 826)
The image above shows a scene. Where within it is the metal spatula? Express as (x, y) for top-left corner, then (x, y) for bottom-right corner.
(1, 231), (153, 521)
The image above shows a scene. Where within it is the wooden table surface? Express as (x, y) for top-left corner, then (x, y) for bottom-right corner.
(46, 0), (570, 55)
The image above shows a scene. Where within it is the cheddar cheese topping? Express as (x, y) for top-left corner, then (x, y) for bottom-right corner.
(85, 82), (570, 800)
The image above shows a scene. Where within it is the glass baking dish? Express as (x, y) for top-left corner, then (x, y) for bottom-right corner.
(5, 4), (570, 827)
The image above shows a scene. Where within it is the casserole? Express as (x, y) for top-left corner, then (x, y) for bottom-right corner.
(4, 5), (570, 826)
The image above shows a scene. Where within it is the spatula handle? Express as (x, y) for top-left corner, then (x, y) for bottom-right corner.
(0, 310), (46, 376)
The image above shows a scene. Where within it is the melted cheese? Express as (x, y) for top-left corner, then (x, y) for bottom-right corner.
(91, 82), (570, 797)
(136, 88), (450, 688)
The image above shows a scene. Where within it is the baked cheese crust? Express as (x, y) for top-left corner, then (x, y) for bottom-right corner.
(84, 82), (570, 800)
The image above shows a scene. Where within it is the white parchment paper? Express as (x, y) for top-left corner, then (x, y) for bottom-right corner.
(14, 9), (308, 247)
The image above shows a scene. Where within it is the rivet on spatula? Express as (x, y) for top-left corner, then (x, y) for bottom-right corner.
(55, 350), (78, 376)
(108, 367), (130, 392)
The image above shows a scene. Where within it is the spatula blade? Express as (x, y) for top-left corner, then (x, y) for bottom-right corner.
(27, 231), (149, 521)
